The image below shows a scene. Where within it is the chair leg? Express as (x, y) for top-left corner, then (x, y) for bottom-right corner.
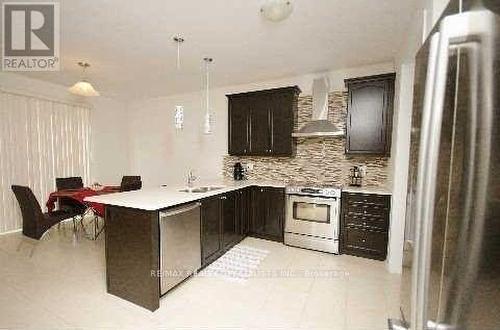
(79, 214), (86, 231)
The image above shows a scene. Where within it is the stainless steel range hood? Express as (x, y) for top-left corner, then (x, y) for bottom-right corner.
(292, 77), (345, 137)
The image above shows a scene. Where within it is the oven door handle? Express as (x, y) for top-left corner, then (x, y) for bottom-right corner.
(332, 203), (339, 239)
(287, 194), (338, 203)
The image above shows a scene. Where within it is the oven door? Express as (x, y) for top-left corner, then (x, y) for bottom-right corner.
(285, 195), (338, 240)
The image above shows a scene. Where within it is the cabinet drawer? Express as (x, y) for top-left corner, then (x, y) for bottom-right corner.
(345, 193), (389, 207)
(345, 214), (388, 231)
(345, 228), (387, 256)
(346, 204), (388, 218)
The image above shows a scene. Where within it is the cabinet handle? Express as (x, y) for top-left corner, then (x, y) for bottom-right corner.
(362, 239), (366, 243)
(220, 196), (227, 200)
(260, 188), (264, 192)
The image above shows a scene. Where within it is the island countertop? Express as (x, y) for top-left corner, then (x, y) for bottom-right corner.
(84, 180), (286, 211)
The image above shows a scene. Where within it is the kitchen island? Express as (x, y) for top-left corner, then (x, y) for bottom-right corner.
(85, 180), (285, 311)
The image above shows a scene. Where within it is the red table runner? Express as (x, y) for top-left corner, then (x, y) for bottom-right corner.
(46, 186), (120, 217)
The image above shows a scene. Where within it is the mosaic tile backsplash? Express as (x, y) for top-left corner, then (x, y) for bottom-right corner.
(223, 91), (391, 188)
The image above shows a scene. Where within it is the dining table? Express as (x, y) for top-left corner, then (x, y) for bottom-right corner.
(46, 186), (120, 239)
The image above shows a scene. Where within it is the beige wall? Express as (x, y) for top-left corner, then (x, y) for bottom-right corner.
(126, 62), (395, 188)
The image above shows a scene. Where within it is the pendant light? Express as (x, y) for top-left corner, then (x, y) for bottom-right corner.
(203, 57), (213, 135)
(173, 35), (185, 130)
(173, 35), (185, 70)
(68, 62), (100, 97)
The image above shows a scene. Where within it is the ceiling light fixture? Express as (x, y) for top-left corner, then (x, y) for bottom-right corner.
(260, 0), (293, 22)
(173, 35), (185, 130)
(203, 57), (213, 135)
(68, 62), (100, 97)
(173, 35), (185, 70)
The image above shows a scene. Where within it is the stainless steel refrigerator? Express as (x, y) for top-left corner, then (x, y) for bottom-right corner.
(391, 0), (500, 329)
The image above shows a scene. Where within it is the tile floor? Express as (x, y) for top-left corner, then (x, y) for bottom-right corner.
(0, 223), (402, 329)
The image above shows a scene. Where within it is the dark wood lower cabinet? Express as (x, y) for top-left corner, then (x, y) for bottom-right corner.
(201, 190), (250, 267)
(201, 195), (223, 266)
(104, 186), (286, 312)
(105, 206), (160, 311)
(250, 187), (285, 242)
(237, 187), (252, 237)
(340, 192), (390, 261)
(201, 186), (285, 267)
(222, 191), (239, 249)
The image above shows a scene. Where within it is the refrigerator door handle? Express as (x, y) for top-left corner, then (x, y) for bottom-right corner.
(411, 31), (441, 330)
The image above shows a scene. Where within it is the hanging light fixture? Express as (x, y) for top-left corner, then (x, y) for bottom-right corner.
(173, 35), (185, 70)
(260, 0), (293, 22)
(173, 35), (185, 130)
(203, 57), (213, 135)
(68, 62), (100, 97)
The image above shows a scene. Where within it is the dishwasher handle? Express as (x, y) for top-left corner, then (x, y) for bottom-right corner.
(160, 202), (201, 218)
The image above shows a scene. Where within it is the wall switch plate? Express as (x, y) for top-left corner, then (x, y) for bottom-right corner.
(246, 163), (254, 171)
(359, 165), (367, 177)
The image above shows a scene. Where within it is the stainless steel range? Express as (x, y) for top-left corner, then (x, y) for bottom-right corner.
(285, 184), (341, 254)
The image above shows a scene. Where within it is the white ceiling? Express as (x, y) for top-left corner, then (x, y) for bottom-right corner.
(18, 0), (419, 99)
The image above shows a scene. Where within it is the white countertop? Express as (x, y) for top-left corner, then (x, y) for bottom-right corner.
(84, 180), (285, 211)
(85, 179), (392, 211)
(341, 185), (392, 195)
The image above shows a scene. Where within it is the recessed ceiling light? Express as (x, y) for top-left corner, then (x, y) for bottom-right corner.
(260, 0), (293, 22)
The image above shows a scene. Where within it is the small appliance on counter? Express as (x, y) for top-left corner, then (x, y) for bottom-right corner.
(349, 165), (364, 187)
(233, 162), (246, 181)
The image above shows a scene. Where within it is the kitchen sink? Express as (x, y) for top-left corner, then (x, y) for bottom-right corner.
(179, 186), (223, 193)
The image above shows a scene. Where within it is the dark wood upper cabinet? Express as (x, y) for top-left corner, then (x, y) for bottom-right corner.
(227, 86), (300, 157)
(345, 73), (395, 156)
(270, 92), (295, 156)
(228, 96), (250, 155)
(249, 94), (272, 155)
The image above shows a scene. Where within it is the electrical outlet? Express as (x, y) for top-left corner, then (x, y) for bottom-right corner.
(246, 163), (254, 171)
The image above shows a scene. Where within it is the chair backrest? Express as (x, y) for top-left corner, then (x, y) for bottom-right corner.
(56, 177), (83, 190)
(120, 176), (142, 192)
(11, 185), (44, 237)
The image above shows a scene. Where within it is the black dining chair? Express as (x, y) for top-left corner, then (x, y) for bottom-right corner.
(11, 185), (81, 240)
(55, 177), (87, 214)
(55, 177), (83, 190)
(120, 176), (142, 192)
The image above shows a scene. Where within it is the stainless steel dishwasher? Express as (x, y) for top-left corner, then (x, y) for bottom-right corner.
(159, 202), (201, 295)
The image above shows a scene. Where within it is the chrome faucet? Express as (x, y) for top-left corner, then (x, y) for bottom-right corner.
(187, 170), (197, 188)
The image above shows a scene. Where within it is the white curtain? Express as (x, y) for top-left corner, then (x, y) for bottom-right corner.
(0, 90), (91, 233)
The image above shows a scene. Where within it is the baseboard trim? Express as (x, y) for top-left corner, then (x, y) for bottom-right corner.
(0, 229), (21, 236)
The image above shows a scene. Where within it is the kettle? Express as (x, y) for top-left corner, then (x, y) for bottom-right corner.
(233, 162), (245, 181)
